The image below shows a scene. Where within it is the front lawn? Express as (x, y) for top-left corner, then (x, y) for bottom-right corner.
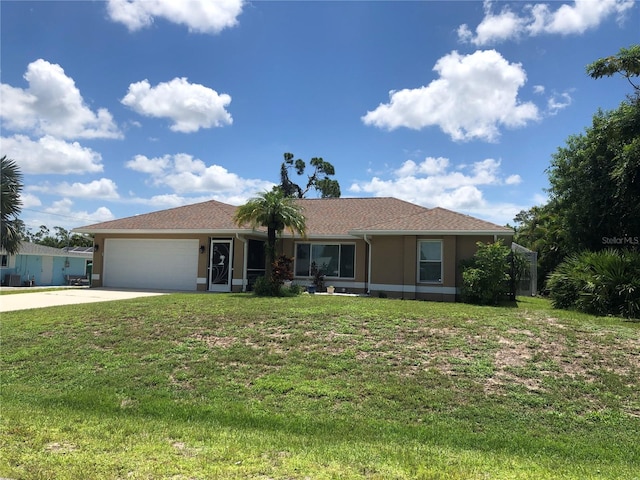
(1, 294), (639, 479)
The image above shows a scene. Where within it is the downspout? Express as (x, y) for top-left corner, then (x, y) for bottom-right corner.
(236, 233), (248, 292)
(364, 234), (372, 295)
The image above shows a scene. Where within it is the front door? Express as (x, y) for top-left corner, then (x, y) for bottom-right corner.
(209, 240), (232, 292)
(40, 256), (53, 285)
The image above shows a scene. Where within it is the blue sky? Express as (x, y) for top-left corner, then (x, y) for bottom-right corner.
(1, 0), (638, 232)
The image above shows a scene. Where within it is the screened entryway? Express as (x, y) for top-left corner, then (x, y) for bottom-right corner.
(511, 243), (537, 297)
(246, 239), (266, 291)
(209, 239), (233, 292)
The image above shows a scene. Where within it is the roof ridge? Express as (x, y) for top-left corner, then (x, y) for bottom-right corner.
(428, 206), (510, 229)
(294, 196), (398, 202)
(76, 198), (235, 229)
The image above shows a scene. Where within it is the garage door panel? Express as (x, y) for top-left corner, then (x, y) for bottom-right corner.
(103, 239), (198, 290)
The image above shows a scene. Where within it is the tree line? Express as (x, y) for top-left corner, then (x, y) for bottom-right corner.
(513, 45), (640, 288)
(16, 222), (93, 249)
(512, 45), (640, 317)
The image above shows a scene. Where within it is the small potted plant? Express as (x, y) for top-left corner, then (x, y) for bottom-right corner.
(309, 261), (324, 294)
(326, 285), (335, 294)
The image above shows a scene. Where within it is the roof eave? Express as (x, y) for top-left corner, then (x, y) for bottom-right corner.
(348, 229), (513, 236)
(72, 228), (264, 236)
(0, 248), (94, 258)
(280, 233), (357, 240)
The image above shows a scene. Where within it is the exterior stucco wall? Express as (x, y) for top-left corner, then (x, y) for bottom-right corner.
(91, 233), (248, 291)
(90, 232), (512, 300)
(369, 235), (405, 287)
(279, 238), (296, 262)
(368, 235), (460, 301)
(367, 234), (514, 302)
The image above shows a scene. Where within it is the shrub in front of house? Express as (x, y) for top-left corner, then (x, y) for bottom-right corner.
(253, 255), (302, 297)
(547, 249), (640, 319)
(253, 277), (302, 297)
(252, 276), (278, 296)
(460, 241), (512, 305)
(271, 255), (294, 285)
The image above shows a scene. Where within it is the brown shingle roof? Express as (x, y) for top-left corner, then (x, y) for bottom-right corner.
(74, 197), (512, 236)
(74, 199), (241, 232)
(293, 197), (427, 236)
(350, 206), (513, 234)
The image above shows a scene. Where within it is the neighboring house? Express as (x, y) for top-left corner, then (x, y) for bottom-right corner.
(73, 197), (513, 301)
(1, 243), (94, 287)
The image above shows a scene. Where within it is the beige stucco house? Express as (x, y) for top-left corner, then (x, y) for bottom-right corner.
(73, 197), (513, 301)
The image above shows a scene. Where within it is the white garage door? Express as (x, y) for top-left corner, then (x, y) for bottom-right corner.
(103, 239), (199, 290)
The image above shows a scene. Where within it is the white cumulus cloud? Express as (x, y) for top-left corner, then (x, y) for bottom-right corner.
(0, 59), (121, 139)
(396, 157), (450, 177)
(121, 78), (232, 132)
(125, 154), (171, 176)
(362, 50), (539, 142)
(34, 178), (121, 200)
(459, 0), (635, 45)
(458, 2), (526, 45)
(350, 156), (522, 218)
(126, 153), (274, 196)
(19, 192), (43, 209)
(124, 192), (257, 210)
(1, 135), (104, 174)
(505, 174), (522, 185)
(23, 198), (115, 230)
(49, 199), (115, 223)
(106, 0), (244, 34)
(547, 92), (573, 115)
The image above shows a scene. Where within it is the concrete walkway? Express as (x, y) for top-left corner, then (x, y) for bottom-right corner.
(0, 287), (167, 312)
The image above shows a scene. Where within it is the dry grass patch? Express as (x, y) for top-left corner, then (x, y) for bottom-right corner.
(2, 294), (639, 479)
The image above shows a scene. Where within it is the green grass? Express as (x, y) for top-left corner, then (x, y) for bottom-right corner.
(1, 294), (639, 479)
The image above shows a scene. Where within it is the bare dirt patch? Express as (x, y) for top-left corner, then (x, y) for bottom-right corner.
(45, 442), (77, 454)
(190, 333), (237, 348)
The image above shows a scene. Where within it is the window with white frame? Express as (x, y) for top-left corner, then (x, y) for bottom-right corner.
(418, 240), (442, 283)
(1, 254), (8, 267)
(295, 243), (355, 278)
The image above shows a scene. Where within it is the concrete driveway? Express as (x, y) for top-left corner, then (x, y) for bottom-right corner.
(0, 287), (168, 312)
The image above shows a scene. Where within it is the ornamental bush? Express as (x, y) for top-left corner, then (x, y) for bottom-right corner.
(271, 255), (294, 285)
(252, 275), (281, 297)
(547, 249), (640, 319)
(460, 241), (512, 305)
(253, 255), (301, 297)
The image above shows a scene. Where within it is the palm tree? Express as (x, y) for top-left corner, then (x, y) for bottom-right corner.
(233, 189), (306, 281)
(1, 156), (24, 255)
